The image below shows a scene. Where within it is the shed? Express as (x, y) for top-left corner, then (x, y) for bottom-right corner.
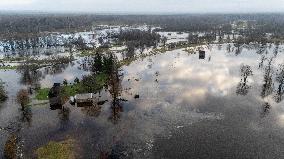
(199, 50), (206, 59)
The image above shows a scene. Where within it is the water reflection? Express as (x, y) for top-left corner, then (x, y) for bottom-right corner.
(0, 33), (87, 56)
(17, 63), (42, 88)
(81, 105), (101, 117)
(234, 43), (242, 55)
(43, 63), (70, 75)
(226, 43), (231, 53)
(258, 55), (266, 69)
(3, 104), (31, 158)
(57, 106), (71, 131)
(2, 43), (284, 158)
(58, 107), (70, 122)
(260, 102), (271, 117)
(20, 107), (32, 127)
(273, 42), (280, 58)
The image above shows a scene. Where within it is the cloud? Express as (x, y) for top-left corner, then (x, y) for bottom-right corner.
(0, 0), (34, 6)
(0, 0), (284, 13)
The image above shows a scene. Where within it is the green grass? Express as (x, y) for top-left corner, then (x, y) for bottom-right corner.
(35, 88), (50, 100)
(79, 50), (97, 57)
(35, 74), (108, 100)
(119, 57), (137, 67)
(152, 47), (168, 53)
(36, 139), (75, 159)
(61, 84), (83, 97)
(35, 85), (81, 101)
(112, 43), (123, 47)
(95, 73), (108, 86)
(1, 56), (26, 62)
(0, 66), (17, 70)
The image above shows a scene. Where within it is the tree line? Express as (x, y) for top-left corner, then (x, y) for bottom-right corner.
(1, 13), (284, 39)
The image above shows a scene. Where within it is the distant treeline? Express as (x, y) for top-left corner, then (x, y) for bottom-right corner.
(1, 13), (284, 39)
(115, 29), (160, 47)
(0, 14), (94, 39)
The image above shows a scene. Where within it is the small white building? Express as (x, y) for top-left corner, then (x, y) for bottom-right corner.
(74, 93), (97, 107)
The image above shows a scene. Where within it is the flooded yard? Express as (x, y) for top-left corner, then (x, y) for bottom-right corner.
(1, 41), (284, 158)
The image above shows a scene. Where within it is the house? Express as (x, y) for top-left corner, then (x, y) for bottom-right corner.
(48, 83), (62, 110)
(74, 93), (97, 107)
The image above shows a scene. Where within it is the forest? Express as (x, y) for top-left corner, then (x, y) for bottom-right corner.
(1, 13), (284, 39)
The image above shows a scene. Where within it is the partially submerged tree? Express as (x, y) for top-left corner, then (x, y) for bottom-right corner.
(74, 77), (80, 84)
(161, 36), (167, 47)
(187, 33), (199, 44)
(114, 29), (161, 57)
(275, 64), (284, 102)
(240, 65), (253, 84)
(261, 58), (274, 98)
(63, 79), (68, 86)
(4, 135), (18, 159)
(0, 79), (8, 102)
(17, 89), (30, 110)
(236, 65), (253, 96)
(73, 35), (87, 50)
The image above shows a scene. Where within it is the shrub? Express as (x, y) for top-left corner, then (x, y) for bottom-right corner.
(63, 79), (68, 86)
(4, 135), (17, 159)
(74, 77), (80, 84)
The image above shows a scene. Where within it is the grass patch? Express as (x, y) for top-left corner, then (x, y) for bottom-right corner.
(119, 57), (137, 67)
(35, 88), (50, 100)
(152, 47), (168, 53)
(35, 73), (108, 100)
(79, 50), (97, 57)
(112, 43), (123, 47)
(35, 85), (81, 101)
(61, 84), (83, 97)
(95, 73), (108, 86)
(36, 139), (75, 159)
(78, 48), (110, 57)
(0, 66), (17, 70)
(1, 56), (26, 62)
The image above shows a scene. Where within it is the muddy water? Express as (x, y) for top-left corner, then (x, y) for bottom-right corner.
(1, 44), (284, 158)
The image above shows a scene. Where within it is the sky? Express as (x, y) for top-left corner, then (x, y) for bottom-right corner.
(0, 0), (284, 14)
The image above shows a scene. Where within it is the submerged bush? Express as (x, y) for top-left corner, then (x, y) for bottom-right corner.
(4, 135), (17, 159)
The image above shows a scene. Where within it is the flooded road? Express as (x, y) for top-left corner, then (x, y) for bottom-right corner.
(1, 44), (284, 158)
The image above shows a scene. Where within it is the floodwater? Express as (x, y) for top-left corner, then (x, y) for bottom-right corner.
(1, 43), (284, 158)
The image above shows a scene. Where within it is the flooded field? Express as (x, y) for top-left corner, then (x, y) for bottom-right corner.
(1, 39), (284, 158)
